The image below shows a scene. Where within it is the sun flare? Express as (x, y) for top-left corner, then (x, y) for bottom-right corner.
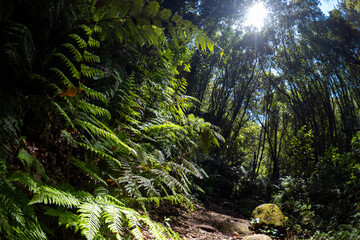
(245, 2), (268, 30)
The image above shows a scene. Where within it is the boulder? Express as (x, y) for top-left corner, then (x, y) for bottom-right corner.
(243, 234), (272, 240)
(252, 203), (285, 228)
(217, 221), (252, 235)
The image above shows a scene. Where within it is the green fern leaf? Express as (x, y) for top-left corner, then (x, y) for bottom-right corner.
(81, 64), (103, 78)
(69, 34), (87, 49)
(10, 220), (47, 240)
(144, 1), (160, 17)
(71, 157), (107, 185)
(78, 201), (103, 240)
(62, 43), (82, 62)
(8, 171), (41, 192)
(50, 67), (74, 87)
(45, 208), (81, 232)
(93, 25), (102, 33)
(52, 102), (74, 128)
(83, 51), (100, 63)
(79, 83), (107, 103)
(76, 100), (111, 119)
(61, 130), (122, 167)
(150, 169), (189, 195)
(75, 119), (136, 156)
(17, 149), (49, 181)
(103, 204), (125, 235)
(29, 186), (80, 208)
(132, 0), (143, 14)
(54, 53), (80, 79)
(87, 36), (100, 48)
(79, 24), (92, 35)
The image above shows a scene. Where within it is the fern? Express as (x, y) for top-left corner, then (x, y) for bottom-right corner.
(69, 34), (87, 49)
(62, 42), (83, 62)
(75, 119), (136, 155)
(17, 149), (49, 181)
(79, 83), (108, 103)
(29, 185), (81, 208)
(78, 201), (103, 240)
(44, 208), (81, 232)
(54, 52), (81, 79)
(0, 178), (46, 240)
(71, 157), (107, 185)
(76, 100), (111, 119)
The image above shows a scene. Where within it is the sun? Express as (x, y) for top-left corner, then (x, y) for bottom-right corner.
(245, 2), (268, 30)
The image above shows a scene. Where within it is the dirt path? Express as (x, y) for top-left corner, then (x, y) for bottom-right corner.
(169, 200), (254, 240)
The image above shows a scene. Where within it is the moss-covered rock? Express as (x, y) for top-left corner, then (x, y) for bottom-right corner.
(243, 234), (272, 240)
(252, 203), (285, 228)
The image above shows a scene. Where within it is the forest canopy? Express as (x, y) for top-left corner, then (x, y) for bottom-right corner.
(1, 0), (360, 239)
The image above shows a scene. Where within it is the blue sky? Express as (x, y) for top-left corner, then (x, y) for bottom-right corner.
(319, 0), (339, 14)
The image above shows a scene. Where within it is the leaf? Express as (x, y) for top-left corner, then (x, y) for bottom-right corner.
(54, 53), (80, 79)
(29, 186), (80, 208)
(69, 34), (87, 49)
(78, 201), (103, 240)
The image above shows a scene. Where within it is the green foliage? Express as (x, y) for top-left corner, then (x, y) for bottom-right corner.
(283, 126), (315, 178)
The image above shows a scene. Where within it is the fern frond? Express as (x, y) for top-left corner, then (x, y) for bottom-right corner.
(50, 67), (74, 87)
(0, 180), (26, 227)
(54, 53), (81, 79)
(69, 33), (87, 49)
(78, 201), (103, 240)
(87, 36), (100, 48)
(71, 157), (107, 185)
(127, 213), (144, 240)
(10, 220), (47, 240)
(62, 130), (122, 167)
(76, 119), (136, 155)
(103, 204), (125, 235)
(62, 43), (82, 62)
(8, 171), (42, 192)
(52, 101), (74, 128)
(142, 217), (165, 240)
(79, 83), (108, 103)
(83, 50), (100, 63)
(150, 169), (189, 195)
(93, 25), (102, 33)
(76, 100), (111, 119)
(45, 207), (81, 232)
(168, 159), (203, 179)
(81, 64), (103, 78)
(132, 175), (160, 197)
(17, 149), (49, 181)
(144, 1), (160, 17)
(79, 24), (92, 35)
(29, 186), (80, 208)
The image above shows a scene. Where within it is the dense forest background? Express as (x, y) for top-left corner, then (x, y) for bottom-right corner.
(1, 0), (360, 239)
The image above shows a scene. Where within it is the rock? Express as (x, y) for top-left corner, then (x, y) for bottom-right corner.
(243, 234), (273, 240)
(217, 221), (252, 235)
(197, 224), (217, 232)
(252, 203), (285, 228)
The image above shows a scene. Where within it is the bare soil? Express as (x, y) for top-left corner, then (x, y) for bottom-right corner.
(149, 198), (254, 240)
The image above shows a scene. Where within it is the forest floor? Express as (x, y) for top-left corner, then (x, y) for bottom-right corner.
(146, 197), (256, 240)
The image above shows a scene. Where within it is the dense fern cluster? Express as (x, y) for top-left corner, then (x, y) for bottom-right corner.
(0, 0), (221, 239)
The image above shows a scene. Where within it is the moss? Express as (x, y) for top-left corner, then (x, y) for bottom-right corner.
(252, 204), (285, 228)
